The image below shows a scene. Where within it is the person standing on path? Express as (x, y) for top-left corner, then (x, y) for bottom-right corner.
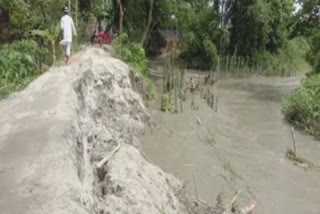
(60, 6), (76, 64)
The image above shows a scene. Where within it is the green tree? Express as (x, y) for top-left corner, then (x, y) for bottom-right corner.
(228, 0), (271, 56)
(267, 0), (295, 53)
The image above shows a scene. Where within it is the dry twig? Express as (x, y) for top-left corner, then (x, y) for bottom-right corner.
(96, 142), (122, 168)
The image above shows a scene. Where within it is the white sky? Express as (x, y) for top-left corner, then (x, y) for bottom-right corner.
(294, 1), (302, 13)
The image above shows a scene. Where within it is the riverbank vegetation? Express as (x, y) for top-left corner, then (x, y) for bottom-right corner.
(0, 2), (319, 114)
(282, 0), (320, 139)
(283, 75), (320, 139)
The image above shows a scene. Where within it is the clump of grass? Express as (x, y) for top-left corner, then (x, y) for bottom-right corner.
(282, 75), (320, 139)
(161, 94), (170, 112)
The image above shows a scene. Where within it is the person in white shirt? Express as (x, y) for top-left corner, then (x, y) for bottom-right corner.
(60, 6), (76, 64)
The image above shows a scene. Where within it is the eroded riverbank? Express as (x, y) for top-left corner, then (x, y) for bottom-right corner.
(0, 48), (203, 214)
(142, 76), (320, 214)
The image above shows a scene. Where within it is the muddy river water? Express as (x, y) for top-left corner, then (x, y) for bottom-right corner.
(142, 76), (320, 214)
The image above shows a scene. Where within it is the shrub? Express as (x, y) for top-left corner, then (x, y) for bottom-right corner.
(113, 33), (155, 99)
(282, 75), (320, 138)
(0, 40), (49, 98)
(249, 37), (311, 77)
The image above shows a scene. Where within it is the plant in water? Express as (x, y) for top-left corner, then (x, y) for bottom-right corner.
(161, 94), (169, 112)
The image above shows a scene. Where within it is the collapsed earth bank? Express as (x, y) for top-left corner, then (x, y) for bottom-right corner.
(0, 48), (203, 214)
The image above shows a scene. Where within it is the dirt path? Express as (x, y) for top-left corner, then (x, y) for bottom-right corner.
(142, 76), (320, 214)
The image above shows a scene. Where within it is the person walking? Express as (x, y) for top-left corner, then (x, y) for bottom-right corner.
(60, 6), (76, 64)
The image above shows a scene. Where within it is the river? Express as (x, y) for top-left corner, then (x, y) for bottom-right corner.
(141, 76), (320, 214)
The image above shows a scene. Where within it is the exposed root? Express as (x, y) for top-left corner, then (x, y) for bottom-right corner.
(96, 142), (122, 169)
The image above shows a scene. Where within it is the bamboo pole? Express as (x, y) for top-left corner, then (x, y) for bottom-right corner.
(179, 69), (184, 112)
(192, 175), (199, 200)
(291, 127), (297, 154)
(163, 59), (168, 94)
(174, 70), (178, 113)
(168, 58), (172, 110)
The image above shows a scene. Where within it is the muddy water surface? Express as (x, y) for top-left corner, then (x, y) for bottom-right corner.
(142, 76), (320, 214)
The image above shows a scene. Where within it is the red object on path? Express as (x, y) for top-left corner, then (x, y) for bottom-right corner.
(106, 28), (113, 45)
(98, 31), (105, 41)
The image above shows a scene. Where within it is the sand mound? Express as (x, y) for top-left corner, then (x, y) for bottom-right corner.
(0, 48), (191, 214)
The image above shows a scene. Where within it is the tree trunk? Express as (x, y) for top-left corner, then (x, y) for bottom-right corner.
(141, 0), (154, 46)
(68, 0), (71, 15)
(117, 0), (124, 50)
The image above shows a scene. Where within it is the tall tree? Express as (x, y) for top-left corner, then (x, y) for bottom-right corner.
(141, 0), (154, 46)
(228, 0), (271, 56)
(267, 0), (294, 53)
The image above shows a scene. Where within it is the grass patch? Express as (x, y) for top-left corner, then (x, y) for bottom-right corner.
(0, 76), (36, 99)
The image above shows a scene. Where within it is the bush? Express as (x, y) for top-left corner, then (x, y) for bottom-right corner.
(250, 37), (311, 76)
(113, 33), (156, 99)
(306, 30), (320, 74)
(180, 33), (219, 70)
(282, 75), (320, 138)
(0, 40), (49, 98)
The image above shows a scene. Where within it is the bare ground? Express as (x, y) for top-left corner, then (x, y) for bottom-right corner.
(0, 48), (216, 214)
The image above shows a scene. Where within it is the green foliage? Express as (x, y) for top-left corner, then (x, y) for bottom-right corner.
(267, 0), (295, 53)
(203, 38), (218, 65)
(293, 0), (320, 37)
(282, 75), (320, 139)
(305, 30), (320, 74)
(250, 37), (310, 76)
(0, 0), (319, 101)
(31, 24), (60, 41)
(0, 40), (49, 98)
(114, 34), (148, 73)
(0, 0), (31, 27)
(281, 37), (311, 72)
(0, 0), (67, 42)
(179, 6), (220, 69)
(228, 0), (294, 56)
(113, 33), (156, 98)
